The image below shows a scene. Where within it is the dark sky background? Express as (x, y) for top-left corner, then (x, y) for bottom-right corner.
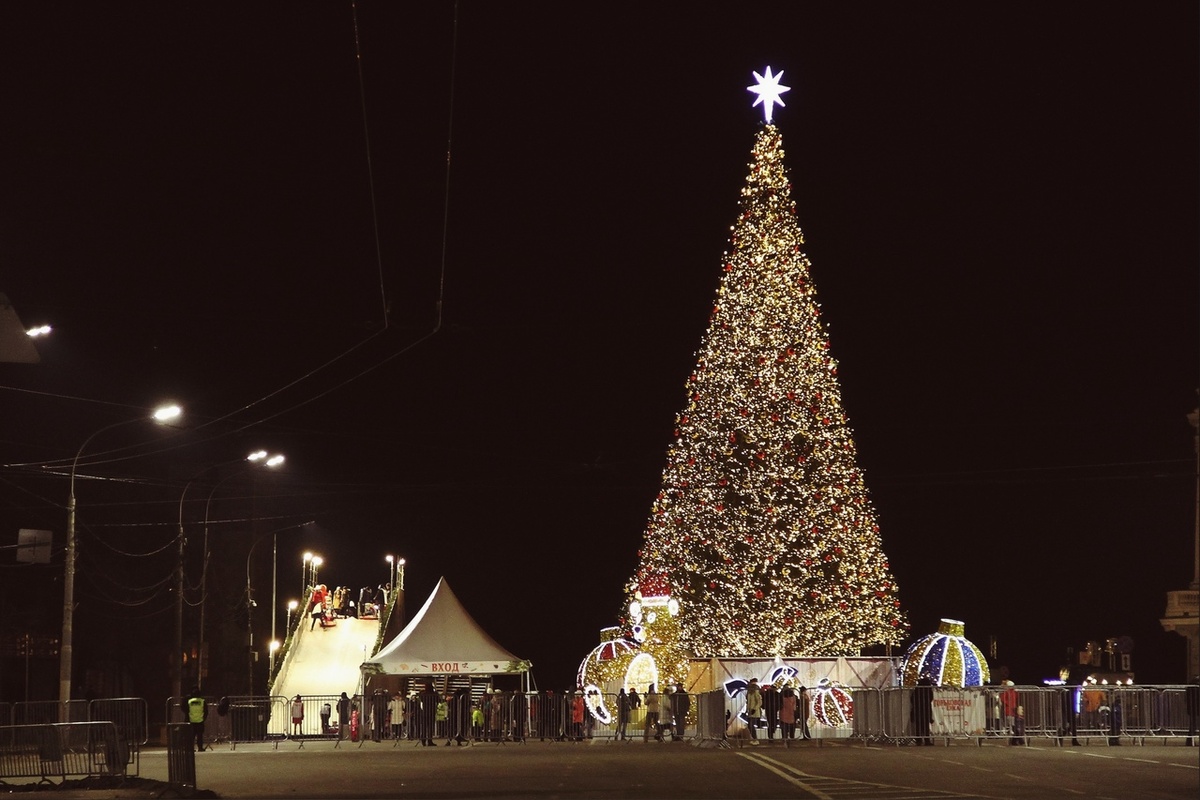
(1, 2), (1197, 696)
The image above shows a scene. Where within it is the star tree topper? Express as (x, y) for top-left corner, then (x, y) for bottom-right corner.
(747, 66), (790, 123)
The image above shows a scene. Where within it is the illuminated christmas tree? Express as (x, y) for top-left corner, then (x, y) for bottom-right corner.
(622, 68), (908, 659)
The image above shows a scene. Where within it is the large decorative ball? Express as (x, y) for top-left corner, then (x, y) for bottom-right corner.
(900, 618), (990, 687)
(810, 678), (853, 727)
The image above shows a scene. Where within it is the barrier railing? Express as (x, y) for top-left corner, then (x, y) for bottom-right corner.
(30, 683), (1180, 756)
(0, 722), (130, 784)
(151, 686), (1200, 749)
(842, 685), (1200, 746)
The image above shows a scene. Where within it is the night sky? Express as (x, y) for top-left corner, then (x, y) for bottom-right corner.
(1, 2), (1197, 699)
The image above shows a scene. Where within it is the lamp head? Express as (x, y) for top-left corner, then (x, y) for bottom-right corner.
(153, 405), (182, 422)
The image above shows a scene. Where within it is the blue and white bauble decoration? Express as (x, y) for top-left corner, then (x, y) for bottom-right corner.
(900, 618), (990, 687)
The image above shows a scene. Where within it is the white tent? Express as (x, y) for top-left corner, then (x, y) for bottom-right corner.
(362, 576), (528, 684)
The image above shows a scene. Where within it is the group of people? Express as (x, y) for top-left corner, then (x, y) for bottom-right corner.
(403, 683), (526, 746)
(613, 683), (691, 742)
(288, 692), (358, 738)
(741, 678), (812, 744)
(306, 584), (390, 629)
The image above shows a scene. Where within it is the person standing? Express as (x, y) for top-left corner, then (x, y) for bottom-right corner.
(1058, 684), (1080, 746)
(570, 691), (586, 742)
(643, 684), (661, 742)
(309, 585), (327, 630)
(336, 692), (351, 740)
(488, 690), (504, 742)
(762, 683), (781, 740)
(320, 700), (332, 735)
(745, 678), (763, 745)
(389, 692), (405, 740)
(911, 678), (934, 745)
(658, 687), (673, 741)
(779, 685), (797, 740)
(1000, 681), (1019, 745)
(797, 684), (812, 739)
(417, 682), (439, 746)
(186, 687), (208, 752)
(671, 683), (690, 741)
(290, 695), (305, 737)
(371, 688), (388, 742)
(616, 688), (631, 741)
(511, 690), (528, 743)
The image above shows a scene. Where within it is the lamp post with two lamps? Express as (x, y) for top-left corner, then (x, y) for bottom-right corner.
(192, 451), (285, 693)
(302, 552), (312, 600)
(61, 403), (182, 705)
(176, 450), (283, 705)
(246, 521), (313, 694)
(273, 599), (300, 679)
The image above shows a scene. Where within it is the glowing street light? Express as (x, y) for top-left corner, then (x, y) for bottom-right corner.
(302, 552), (313, 598)
(61, 403), (182, 704)
(246, 522), (311, 694)
(191, 450), (285, 694)
(311, 556), (323, 588)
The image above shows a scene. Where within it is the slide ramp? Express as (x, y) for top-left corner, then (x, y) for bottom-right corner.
(271, 614), (379, 699)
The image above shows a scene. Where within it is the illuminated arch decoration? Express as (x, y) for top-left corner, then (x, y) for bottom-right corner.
(576, 585), (690, 722)
(810, 678), (853, 727)
(899, 618), (990, 687)
(575, 635), (638, 689)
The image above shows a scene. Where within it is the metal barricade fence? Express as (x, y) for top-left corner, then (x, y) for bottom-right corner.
(193, 695), (288, 748)
(384, 685), (1200, 748)
(0, 722), (129, 783)
(850, 687), (883, 741)
(1150, 686), (1195, 739)
(694, 689), (728, 746)
(276, 694), (342, 743)
(89, 698), (148, 747)
(843, 685), (1200, 746)
(12, 700), (88, 725)
(130, 685), (1200, 751)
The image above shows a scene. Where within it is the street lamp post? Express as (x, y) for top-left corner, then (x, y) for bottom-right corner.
(193, 451), (284, 693)
(246, 522), (312, 694)
(311, 556), (323, 588)
(395, 558), (406, 623)
(271, 528), (278, 668)
(302, 552), (312, 600)
(61, 404), (181, 706)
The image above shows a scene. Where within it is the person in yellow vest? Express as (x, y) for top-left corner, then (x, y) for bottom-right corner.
(186, 688), (208, 752)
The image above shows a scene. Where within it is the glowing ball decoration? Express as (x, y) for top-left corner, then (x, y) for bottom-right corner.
(810, 678), (853, 728)
(900, 618), (990, 687)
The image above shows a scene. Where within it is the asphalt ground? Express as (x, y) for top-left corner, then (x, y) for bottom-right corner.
(3, 738), (1197, 799)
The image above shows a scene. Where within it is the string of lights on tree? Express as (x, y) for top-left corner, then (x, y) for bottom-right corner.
(621, 71), (908, 658)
